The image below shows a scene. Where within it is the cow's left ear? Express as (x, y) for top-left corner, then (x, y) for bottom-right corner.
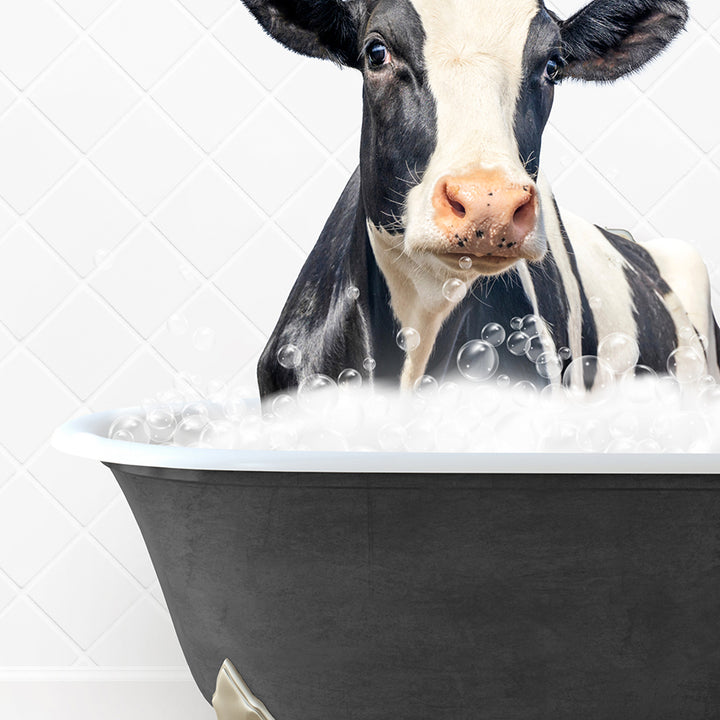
(241, 0), (366, 69)
(558, 0), (688, 82)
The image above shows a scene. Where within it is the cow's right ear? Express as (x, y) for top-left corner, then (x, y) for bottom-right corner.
(241, 0), (365, 69)
(558, 0), (688, 82)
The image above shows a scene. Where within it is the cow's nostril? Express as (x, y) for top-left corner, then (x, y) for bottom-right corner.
(513, 196), (536, 236)
(448, 197), (466, 218)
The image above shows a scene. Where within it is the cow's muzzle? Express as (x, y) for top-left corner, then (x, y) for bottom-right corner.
(432, 169), (538, 258)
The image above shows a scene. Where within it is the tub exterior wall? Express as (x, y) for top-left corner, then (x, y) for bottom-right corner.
(0, 0), (719, 718)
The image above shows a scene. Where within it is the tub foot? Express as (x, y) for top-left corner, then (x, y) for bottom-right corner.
(212, 659), (276, 720)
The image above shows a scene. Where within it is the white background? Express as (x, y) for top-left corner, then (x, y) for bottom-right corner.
(0, 0), (718, 717)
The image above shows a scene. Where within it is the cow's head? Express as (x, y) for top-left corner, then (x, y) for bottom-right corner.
(243, 0), (687, 279)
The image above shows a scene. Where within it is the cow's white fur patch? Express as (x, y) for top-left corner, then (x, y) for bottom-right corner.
(404, 0), (541, 253)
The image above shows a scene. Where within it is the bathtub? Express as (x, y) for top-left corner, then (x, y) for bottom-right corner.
(53, 407), (720, 719)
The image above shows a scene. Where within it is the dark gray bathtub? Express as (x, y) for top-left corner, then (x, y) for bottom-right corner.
(55, 410), (720, 719)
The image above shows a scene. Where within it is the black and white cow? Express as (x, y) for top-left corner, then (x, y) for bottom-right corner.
(243, 0), (719, 396)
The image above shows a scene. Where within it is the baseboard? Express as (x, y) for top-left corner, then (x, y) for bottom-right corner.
(0, 670), (215, 720)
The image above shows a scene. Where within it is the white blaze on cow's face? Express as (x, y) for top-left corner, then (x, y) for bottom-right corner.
(403, 0), (548, 276)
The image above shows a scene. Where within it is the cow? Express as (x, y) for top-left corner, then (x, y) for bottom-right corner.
(241, 0), (719, 397)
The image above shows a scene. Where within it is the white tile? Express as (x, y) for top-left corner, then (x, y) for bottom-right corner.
(539, 125), (579, 185)
(0, 350), (79, 462)
(0, 572), (14, 613)
(550, 77), (640, 152)
(90, 101), (202, 213)
(0, 199), (16, 240)
(153, 287), (266, 382)
(153, 163), (265, 276)
(28, 162), (138, 277)
(0, 449), (17, 489)
(553, 160), (640, 231)
(28, 445), (119, 525)
(0, 321), (14, 363)
(228, 358), (262, 398)
(215, 225), (305, 335)
(276, 61), (362, 152)
(216, 102), (326, 214)
(90, 348), (176, 411)
(28, 288), (140, 400)
(0, 599), (78, 665)
(0, 474), (76, 586)
(337, 131), (361, 174)
(646, 163), (720, 244)
(90, 226), (201, 337)
(29, 536), (140, 649)
(89, 596), (186, 666)
(275, 162), (352, 253)
(214, 4), (300, 90)
(586, 101), (699, 215)
(0, 74), (17, 115)
(55, 0), (115, 28)
(692, 0), (720, 29)
(0, 0), (77, 89)
(0, 102), (77, 213)
(30, 39), (140, 152)
(91, 497), (157, 587)
(179, 0), (235, 27)
(650, 39), (720, 153)
(91, 0), (201, 90)
(0, 226), (76, 338)
(153, 39), (262, 151)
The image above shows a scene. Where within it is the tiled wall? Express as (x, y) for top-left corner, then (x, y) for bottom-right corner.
(0, 0), (718, 717)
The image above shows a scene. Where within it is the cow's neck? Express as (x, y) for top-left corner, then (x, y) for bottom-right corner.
(367, 172), (559, 389)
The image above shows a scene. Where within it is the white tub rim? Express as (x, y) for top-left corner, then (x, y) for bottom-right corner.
(51, 407), (720, 475)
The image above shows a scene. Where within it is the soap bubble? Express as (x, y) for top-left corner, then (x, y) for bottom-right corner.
(481, 322), (506, 348)
(109, 414), (149, 443)
(397, 327), (421, 352)
(667, 346), (705, 384)
(562, 355), (614, 400)
(414, 374), (439, 398)
(167, 313), (189, 336)
(510, 317), (523, 330)
(174, 414), (208, 446)
(338, 368), (362, 389)
(298, 373), (338, 413)
(346, 285), (360, 301)
(268, 422), (299, 450)
(525, 335), (545, 363)
(158, 388), (185, 406)
(271, 393), (295, 418)
(598, 332), (640, 375)
(145, 407), (177, 443)
(558, 346), (572, 360)
(200, 420), (238, 449)
(193, 327), (215, 352)
(278, 344), (302, 369)
(182, 401), (210, 419)
(442, 278), (467, 303)
(539, 421), (578, 452)
(496, 374), (510, 388)
(589, 296), (603, 310)
(520, 314), (543, 337)
(506, 331), (530, 356)
(457, 340), (499, 382)
(458, 256), (473, 270)
(363, 356), (376, 372)
(378, 423), (407, 452)
(511, 381), (538, 407)
(653, 411), (708, 452)
(535, 351), (563, 379)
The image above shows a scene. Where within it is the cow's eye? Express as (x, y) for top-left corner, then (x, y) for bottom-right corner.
(367, 41), (390, 68)
(544, 57), (563, 84)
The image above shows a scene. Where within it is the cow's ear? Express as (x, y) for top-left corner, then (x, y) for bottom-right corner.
(558, 0), (688, 82)
(241, 0), (365, 69)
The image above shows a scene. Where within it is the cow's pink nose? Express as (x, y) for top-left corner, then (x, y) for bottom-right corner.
(432, 170), (537, 256)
